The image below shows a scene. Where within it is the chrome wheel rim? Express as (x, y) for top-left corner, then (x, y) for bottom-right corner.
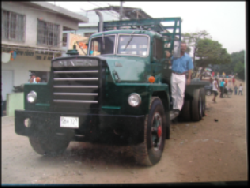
(151, 112), (162, 151)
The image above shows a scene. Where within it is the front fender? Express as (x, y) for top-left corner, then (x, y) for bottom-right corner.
(23, 83), (51, 111)
(116, 83), (170, 115)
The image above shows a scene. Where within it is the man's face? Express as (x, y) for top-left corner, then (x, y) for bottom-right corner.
(31, 75), (35, 79)
(181, 43), (186, 53)
(166, 51), (171, 58)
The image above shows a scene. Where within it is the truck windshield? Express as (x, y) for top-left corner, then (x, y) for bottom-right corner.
(117, 35), (149, 56)
(89, 35), (115, 56)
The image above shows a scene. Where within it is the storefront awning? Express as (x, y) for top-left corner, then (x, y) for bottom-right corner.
(1, 44), (66, 53)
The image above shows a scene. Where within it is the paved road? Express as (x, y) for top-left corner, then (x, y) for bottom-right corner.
(2, 91), (247, 184)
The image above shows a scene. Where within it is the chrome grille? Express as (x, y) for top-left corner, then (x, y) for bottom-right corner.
(52, 59), (101, 110)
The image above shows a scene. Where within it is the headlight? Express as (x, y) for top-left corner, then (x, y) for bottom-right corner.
(27, 91), (37, 103)
(128, 93), (141, 107)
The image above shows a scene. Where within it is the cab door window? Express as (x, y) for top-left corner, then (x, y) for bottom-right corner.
(153, 38), (163, 60)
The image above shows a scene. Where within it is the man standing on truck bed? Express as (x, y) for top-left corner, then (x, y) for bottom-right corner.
(169, 41), (194, 115)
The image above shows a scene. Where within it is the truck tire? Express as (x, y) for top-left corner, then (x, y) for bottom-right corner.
(191, 89), (202, 121)
(166, 110), (170, 140)
(29, 136), (70, 155)
(200, 88), (206, 117)
(132, 97), (168, 166)
(179, 100), (191, 121)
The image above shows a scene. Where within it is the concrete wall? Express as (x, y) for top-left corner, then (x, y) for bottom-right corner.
(2, 1), (79, 49)
(6, 93), (24, 116)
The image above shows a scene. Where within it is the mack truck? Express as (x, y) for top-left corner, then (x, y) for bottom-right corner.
(15, 17), (208, 166)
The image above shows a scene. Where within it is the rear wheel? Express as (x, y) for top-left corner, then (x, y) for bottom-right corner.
(179, 100), (191, 121)
(132, 97), (168, 166)
(191, 89), (202, 121)
(200, 88), (206, 117)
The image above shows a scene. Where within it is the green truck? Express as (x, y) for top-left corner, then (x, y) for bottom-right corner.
(15, 17), (208, 166)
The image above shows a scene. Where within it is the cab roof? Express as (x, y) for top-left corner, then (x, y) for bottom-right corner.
(90, 30), (162, 39)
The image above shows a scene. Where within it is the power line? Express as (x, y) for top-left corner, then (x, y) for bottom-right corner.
(105, 3), (121, 18)
(90, 1), (119, 18)
(86, 1), (119, 19)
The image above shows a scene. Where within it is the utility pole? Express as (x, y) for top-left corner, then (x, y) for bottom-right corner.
(120, 1), (124, 21)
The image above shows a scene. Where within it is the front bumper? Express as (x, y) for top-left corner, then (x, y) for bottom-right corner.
(15, 110), (145, 146)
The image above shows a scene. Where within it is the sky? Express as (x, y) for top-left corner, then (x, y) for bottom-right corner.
(47, 1), (246, 54)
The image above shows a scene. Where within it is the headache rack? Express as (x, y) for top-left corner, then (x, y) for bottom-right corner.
(100, 17), (182, 55)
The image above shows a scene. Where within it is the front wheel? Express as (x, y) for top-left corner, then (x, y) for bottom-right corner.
(132, 97), (169, 166)
(29, 135), (70, 155)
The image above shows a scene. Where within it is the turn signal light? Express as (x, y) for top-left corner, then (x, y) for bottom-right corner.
(148, 76), (155, 83)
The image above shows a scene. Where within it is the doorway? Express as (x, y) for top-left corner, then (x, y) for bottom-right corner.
(1, 70), (14, 115)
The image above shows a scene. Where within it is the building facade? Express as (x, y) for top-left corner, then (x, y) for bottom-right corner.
(63, 10), (122, 38)
(1, 1), (88, 103)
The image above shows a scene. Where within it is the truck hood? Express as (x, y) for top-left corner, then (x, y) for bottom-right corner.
(98, 55), (149, 83)
(53, 55), (150, 83)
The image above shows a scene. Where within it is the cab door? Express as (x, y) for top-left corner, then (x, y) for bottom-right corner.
(151, 37), (164, 83)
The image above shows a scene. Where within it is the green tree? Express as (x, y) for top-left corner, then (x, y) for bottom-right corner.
(234, 61), (244, 72)
(234, 61), (245, 80)
(182, 31), (231, 69)
(231, 50), (245, 72)
(195, 38), (231, 65)
(212, 50), (245, 76)
(182, 30), (210, 57)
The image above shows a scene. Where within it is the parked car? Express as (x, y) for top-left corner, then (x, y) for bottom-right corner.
(204, 84), (212, 96)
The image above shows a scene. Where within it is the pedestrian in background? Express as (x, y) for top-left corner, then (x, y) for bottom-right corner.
(232, 76), (235, 86)
(226, 79), (232, 97)
(219, 79), (225, 98)
(223, 79), (227, 96)
(212, 78), (219, 103)
(238, 83), (243, 95)
(225, 78), (228, 86)
(234, 84), (238, 95)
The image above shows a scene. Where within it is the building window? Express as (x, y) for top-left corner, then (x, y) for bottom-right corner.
(1, 10), (26, 42)
(37, 19), (60, 47)
(84, 33), (93, 37)
(63, 33), (67, 47)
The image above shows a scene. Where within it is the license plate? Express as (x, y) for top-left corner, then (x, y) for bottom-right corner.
(60, 116), (79, 128)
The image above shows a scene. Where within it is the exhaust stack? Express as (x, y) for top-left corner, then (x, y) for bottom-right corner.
(95, 11), (103, 32)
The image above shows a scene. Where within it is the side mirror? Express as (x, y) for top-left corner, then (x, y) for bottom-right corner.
(173, 41), (181, 58)
(151, 56), (158, 63)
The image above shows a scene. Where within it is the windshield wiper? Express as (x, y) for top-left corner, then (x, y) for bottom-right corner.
(124, 31), (135, 50)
